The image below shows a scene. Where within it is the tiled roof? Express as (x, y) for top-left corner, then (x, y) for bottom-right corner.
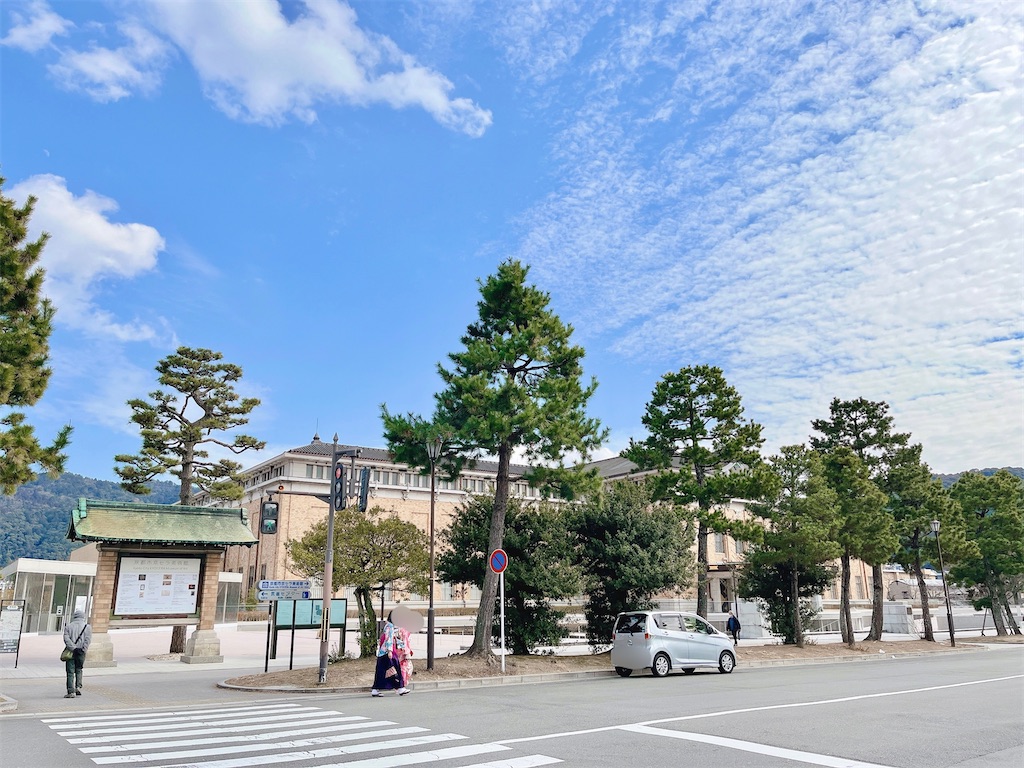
(68, 499), (258, 547)
(286, 438), (533, 477)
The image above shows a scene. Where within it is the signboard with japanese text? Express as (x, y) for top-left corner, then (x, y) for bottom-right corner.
(0, 600), (25, 655)
(113, 556), (203, 617)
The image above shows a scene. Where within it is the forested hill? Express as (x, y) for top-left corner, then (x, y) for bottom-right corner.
(0, 473), (180, 565)
(933, 466), (1023, 488)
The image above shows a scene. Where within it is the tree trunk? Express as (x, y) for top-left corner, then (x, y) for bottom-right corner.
(466, 443), (512, 659)
(356, 587), (377, 658)
(986, 571), (1008, 636)
(791, 562), (803, 648)
(169, 624), (186, 654)
(864, 563), (884, 641)
(914, 549), (934, 642)
(996, 578), (1021, 635)
(840, 552), (854, 647)
(695, 519), (709, 618)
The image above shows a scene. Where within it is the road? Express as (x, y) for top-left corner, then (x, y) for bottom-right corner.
(1, 645), (1020, 768)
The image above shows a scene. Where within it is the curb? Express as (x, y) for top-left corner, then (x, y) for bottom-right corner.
(216, 647), (979, 695)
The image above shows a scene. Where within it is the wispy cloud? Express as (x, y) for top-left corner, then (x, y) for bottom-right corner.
(0, 0), (71, 52)
(9, 174), (168, 342)
(48, 19), (172, 101)
(498, 0), (1024, 470)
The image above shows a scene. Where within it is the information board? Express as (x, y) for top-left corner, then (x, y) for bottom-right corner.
(113, 556), (202, 616)
(0, 600), (25, 654)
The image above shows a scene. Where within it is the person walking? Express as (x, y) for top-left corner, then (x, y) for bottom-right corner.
(62, 610), (92, 698)
(395, 623), (414, 689)
(726, 611), (741, 645)
(370, 613), (409, 697)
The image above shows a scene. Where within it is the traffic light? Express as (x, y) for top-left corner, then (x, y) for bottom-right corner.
(333, 463), (347, 511)
(260, 501), (279, 535)
(358, 467), (370, 512)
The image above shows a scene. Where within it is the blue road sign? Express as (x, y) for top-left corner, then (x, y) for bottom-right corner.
(489, 548), (508, 574)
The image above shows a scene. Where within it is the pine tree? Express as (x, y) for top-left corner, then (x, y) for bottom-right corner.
(115, 346), (265, 652)
(0, 175), (72, 493)
(623, 365), (768, 618)
(745, 446), (841, 645)
(382, 259), (606, 660)
(811, 397), (907, 640)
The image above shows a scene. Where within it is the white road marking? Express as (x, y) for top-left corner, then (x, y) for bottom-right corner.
(78, 719), (397, 753)
(495, 673), (1024, 745)
(159, 732), (469, 768)
(42, 703), (307, 725)
(621, 725), (896, 768)
(89, 726), (430, 764)
(292, 743), (511, 768)
(55, 708), (341, 736)
(66, 715), (368, 744)
(461, 757), (562, 768)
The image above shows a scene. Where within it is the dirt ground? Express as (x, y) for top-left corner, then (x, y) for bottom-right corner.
(221, 636), (1018, 690)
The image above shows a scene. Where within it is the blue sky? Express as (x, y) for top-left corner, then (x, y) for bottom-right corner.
(2, 0), (1021, 482)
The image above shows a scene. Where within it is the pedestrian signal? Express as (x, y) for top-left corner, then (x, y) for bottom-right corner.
(260, 501), (279, 535)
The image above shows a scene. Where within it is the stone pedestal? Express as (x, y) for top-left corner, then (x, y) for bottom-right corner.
(85, 632), (117, 668)
(180, 628), (223, 664)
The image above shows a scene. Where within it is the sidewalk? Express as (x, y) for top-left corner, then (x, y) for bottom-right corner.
(1, 622), (986, 682)
(0, 623), (475, 681)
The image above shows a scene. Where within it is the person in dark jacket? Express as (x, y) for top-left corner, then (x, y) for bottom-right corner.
(62, 610), (92, 698)
(726, 611), (741, 645)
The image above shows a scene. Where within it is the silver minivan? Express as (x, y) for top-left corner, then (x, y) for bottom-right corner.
(611, 610), (736, 677)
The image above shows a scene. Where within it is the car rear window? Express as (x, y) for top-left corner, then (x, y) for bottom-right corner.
(614, 614), (646, 633)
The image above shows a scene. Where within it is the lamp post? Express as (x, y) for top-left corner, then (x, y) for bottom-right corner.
(425, 436), (444, 670)
(930, 519), (956, 648)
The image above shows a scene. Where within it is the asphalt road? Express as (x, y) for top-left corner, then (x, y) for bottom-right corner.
(1, 645), (1020, 768)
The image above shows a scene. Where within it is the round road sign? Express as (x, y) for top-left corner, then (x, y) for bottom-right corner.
(489, 548), (509, 574)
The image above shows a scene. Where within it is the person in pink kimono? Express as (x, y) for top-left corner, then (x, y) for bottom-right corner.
(395, 624), (414, 688)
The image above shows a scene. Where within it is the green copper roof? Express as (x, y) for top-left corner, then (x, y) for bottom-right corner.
(68, 498), (257, 547)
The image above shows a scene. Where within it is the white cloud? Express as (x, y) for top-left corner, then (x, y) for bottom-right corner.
(0, 0), (72, 52)
(48, 20), (171, 102)
(503, 0), (1024, 472)
(145, 0), (492, 135)
(9, 174), (167, 342)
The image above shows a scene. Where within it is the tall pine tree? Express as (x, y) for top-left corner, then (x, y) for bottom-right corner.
(811, 397), (907, 640)
(1, 176), (72, 493)
(382, 259), (605, 660)
(624, 365), (768, 618)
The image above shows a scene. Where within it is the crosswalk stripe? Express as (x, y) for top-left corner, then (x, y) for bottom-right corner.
(44, 703), (563, 768)
(42, 703), (306, 725)
(159, 733), (471, 768)
(265, 743), (512, 768)
(90, 726), (431, 764)
(79, 719), (400, 753)
(66, 715), (368, 744)
(462, 757), (562, 768)
(55, 709), (340, 736)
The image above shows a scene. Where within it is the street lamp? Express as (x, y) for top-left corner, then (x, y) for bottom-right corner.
(425, 435), (444, 670)
(930, 519), (956, 648)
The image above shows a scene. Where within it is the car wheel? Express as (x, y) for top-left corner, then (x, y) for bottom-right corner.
(718, 651), (735, 674)
(615, 667), (632, 677)
(652, 652), (671, 677)
(682, 667), (696, 675)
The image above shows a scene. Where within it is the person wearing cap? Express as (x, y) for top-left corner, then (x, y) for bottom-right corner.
(62, 610), (92, 698)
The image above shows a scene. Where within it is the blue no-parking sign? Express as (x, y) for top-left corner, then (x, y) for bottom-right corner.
(489, 548), (508, 574)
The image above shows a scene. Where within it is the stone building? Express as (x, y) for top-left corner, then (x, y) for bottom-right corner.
(202, 434), (881, 628)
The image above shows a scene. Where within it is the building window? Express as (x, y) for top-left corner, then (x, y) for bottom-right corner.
(306, 464), (314, 478)
(316, 465), (324, 479)
(714, 533), (726, 554)
(735, 539), (745, 555)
